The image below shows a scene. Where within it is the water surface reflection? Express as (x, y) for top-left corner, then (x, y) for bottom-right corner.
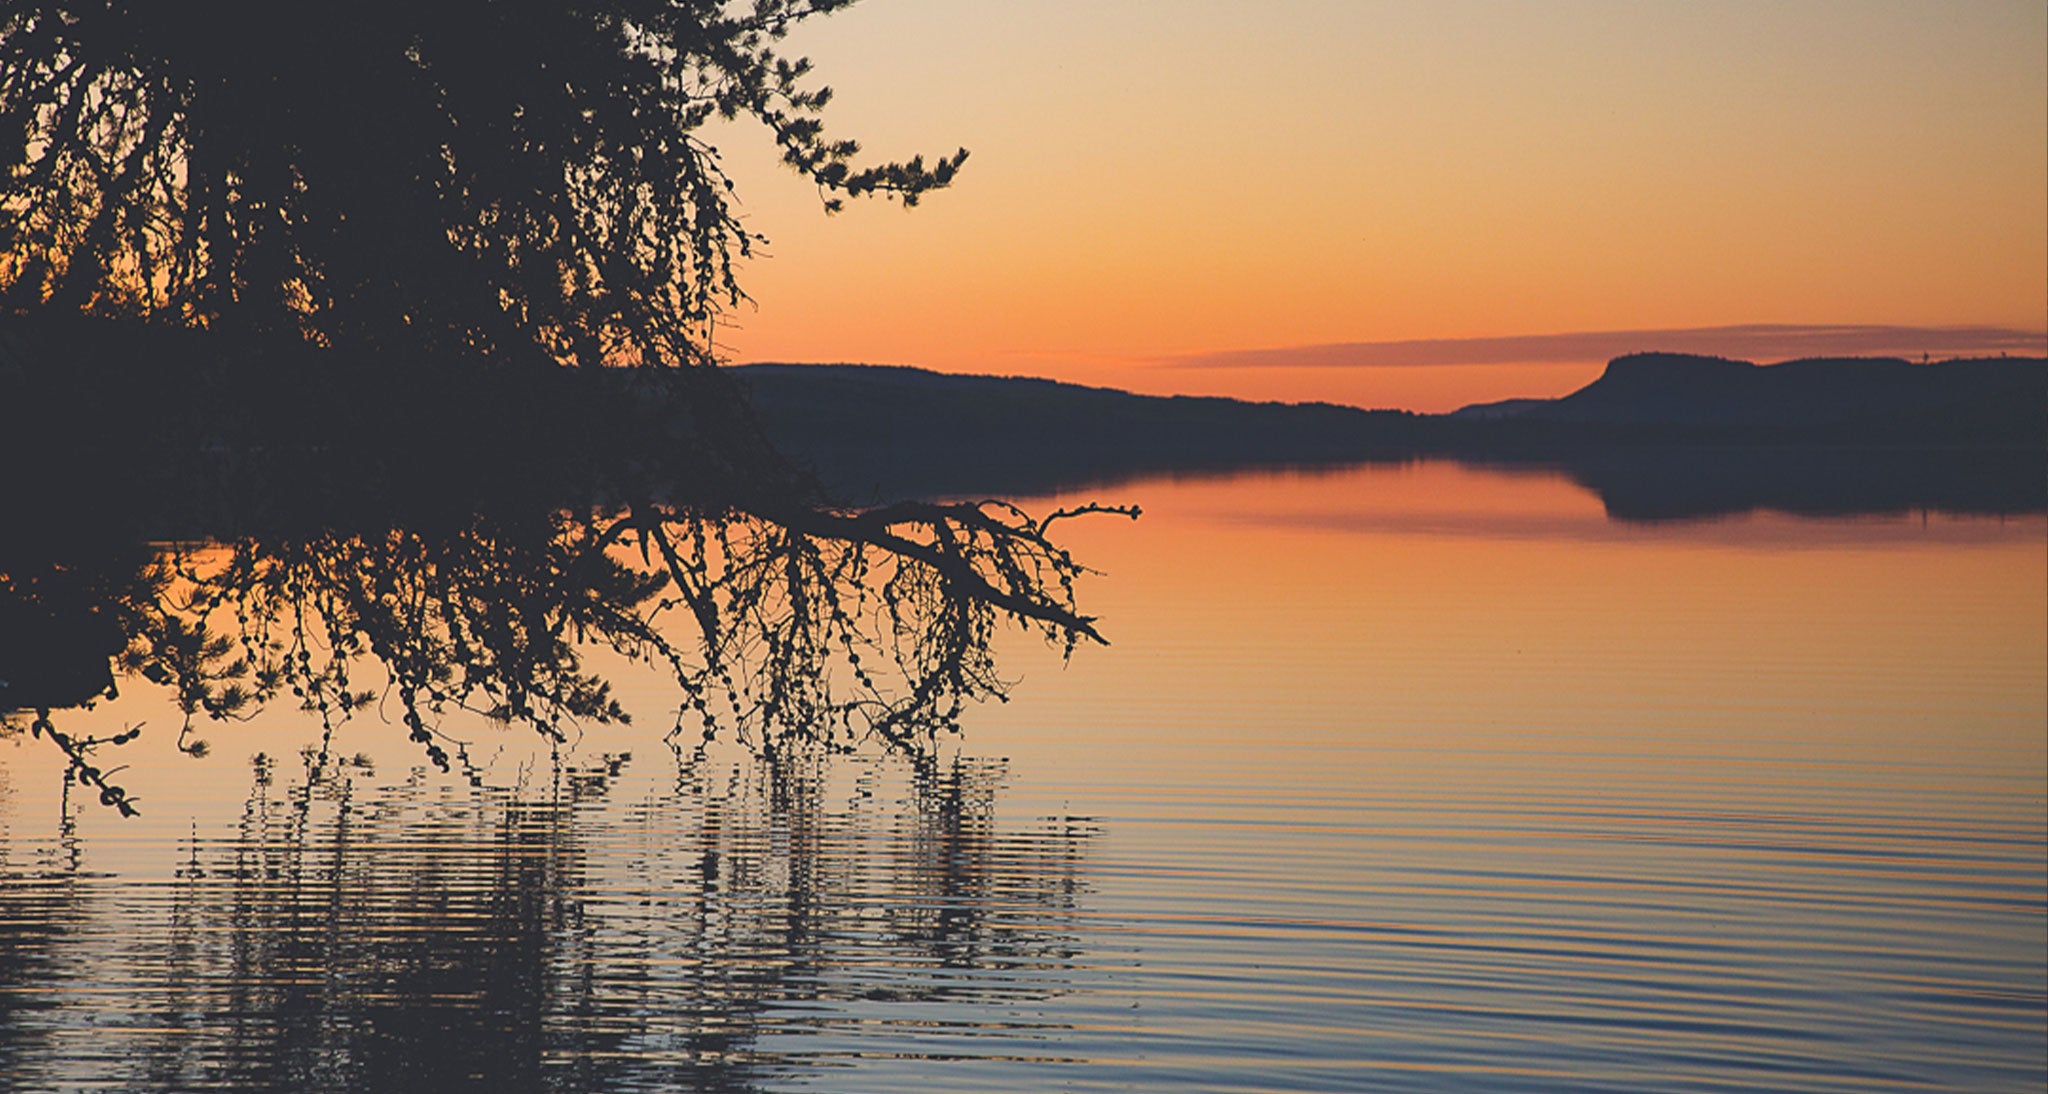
(0, 493), (1124, 818)
(0, 747), (1095, 1091)
(3, 459), (2043, 1092)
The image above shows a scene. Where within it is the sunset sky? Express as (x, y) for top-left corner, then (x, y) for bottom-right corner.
(712, 0), (2048, 412)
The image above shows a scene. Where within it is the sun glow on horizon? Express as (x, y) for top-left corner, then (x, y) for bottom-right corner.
(709, 0), (2048, 412)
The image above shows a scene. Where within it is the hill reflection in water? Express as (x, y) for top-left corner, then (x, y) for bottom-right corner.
(0, 748), (1097, 1092)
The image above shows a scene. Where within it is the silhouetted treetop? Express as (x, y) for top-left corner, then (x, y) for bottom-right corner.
(1, 0), (966, 367)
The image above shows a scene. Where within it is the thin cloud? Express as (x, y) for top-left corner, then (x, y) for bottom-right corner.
(1164, 324), (2048, 370)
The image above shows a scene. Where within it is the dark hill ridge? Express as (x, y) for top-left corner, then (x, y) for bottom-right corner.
(1483, 352), (2046, 440)
(733, 362), (1423, 441)
(739, 353), (2045, 455)
(733, 355), (2045, 515)
(3, 318), (2033, 526)
(732, 363), (1435, 501)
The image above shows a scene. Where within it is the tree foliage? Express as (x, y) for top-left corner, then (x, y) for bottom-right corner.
(0, 3), (1142, 814)
(0, 0), (965, 367)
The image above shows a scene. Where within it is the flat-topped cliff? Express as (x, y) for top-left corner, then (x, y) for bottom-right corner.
(1467, 352), (2045, 441)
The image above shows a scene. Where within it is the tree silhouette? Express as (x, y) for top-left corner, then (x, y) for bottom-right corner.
(0, 3), (1141, 803)
(1, 0), (965, 368)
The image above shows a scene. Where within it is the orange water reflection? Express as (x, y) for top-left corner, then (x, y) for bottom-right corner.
(978, 461), (2047, 807)
(5, 460), (2043, 845)
(2, 459), (2042, 1092)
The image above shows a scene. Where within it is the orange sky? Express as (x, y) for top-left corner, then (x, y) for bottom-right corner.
(712, 1), (2048, 412)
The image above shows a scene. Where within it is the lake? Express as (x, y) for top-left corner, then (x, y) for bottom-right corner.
(2, 460), (2043, 1092)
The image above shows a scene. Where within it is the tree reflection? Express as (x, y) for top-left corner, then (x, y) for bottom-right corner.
(0, 840), (84, 1085)
(2, 496), (1131, 811)
(0, 747), (1096, 1092)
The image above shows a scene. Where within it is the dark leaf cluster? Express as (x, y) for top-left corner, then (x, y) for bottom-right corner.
(1, 0), (965, 367)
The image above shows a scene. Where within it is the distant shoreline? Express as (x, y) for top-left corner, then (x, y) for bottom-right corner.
(1, 317), (2039, 528)
(737, 351), (2047, 429)
(733, 353), (2047, 517)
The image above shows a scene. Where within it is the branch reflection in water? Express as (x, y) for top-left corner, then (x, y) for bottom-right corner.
(1, 497), (1133, 812)
(0, 745), (1098, 1091)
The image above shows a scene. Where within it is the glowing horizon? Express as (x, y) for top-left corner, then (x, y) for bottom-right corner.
(738, 322), (2048, 412)
(707, 1), (2047, 413)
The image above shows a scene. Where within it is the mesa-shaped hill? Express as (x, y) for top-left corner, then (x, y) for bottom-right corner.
(1462, 352), (2045, 443)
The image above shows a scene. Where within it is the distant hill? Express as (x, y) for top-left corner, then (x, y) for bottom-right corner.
(732, 363), (1434, 501)
(733, 356), (2046, 515)
(1454, 352), (2047, 444)
(1444, 397), (1552, 422)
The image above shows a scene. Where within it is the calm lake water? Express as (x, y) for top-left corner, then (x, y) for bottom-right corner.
(3, 461), (2044, 1092)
